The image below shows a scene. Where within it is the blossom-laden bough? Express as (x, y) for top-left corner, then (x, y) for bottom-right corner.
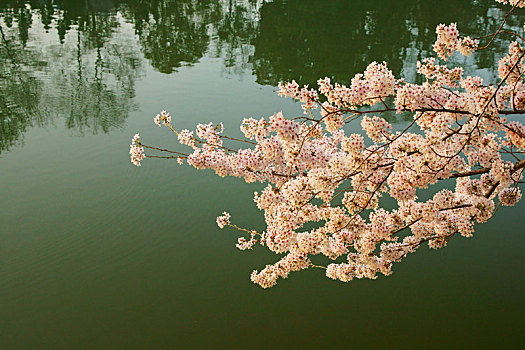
(130, 0), (525, 288)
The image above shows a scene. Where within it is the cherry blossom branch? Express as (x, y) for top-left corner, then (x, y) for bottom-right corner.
(130, 0), (525, 289)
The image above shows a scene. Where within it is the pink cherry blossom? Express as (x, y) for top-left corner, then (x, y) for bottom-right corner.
(131, 0), (525, 288)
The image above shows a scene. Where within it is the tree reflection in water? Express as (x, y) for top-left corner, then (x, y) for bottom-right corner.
(250, 0), (520, 87)
(0, 0), (142, 153)
(0, 23), (40, 153)
(122, 0), (214, 74)
(0, 0), (519, 153)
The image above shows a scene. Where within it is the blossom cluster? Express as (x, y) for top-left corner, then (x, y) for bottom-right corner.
(496, 0), (525, 7)
(154, 110), (172, 127)
(433, 23), (479, 60)
(129, 134), (145, 166)
(216, 212), (231, 229)
(132, 0), (525, 288)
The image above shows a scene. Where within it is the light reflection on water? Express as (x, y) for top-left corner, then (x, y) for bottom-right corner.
(0, 0), (524, 348)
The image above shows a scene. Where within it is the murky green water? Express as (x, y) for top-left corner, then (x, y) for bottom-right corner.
(0, 1), (524, 348)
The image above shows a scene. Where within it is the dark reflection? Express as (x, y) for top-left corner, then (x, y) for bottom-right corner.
(0, 0), (521, 153)
(122, 0), (215, 74)
(120, 0), (264, 74)
(250, 0), (522, 87)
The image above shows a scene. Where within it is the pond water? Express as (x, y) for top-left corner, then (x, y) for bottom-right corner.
(0, 0), (524, 348)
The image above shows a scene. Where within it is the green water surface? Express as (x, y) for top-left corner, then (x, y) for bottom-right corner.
(0, 0), (524, 348)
